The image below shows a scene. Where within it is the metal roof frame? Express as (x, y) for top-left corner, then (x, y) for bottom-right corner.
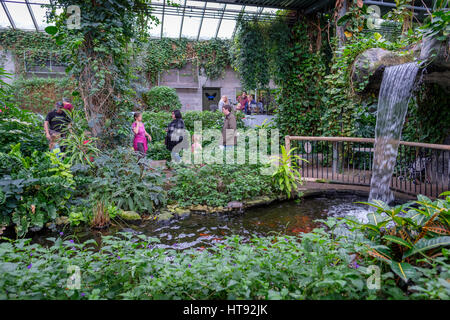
(0, 0), (440, 39)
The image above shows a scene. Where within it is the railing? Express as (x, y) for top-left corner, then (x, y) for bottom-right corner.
(285, 136), (450, 199)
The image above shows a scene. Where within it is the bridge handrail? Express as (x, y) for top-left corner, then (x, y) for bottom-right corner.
(285, 136), (450, 151)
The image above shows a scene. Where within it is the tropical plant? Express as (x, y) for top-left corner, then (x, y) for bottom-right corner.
(420, 7), (450, 41)
(89, 147), (166, 214)
(0, 225), (409, 300)
(60, 109), (101, 167)
(169, 163), (277, 208)
(0, 101), (48, 156)
(270, 146), (307, 199)
(142, 86), (181, 112)
(0, 143), (74, 237)
(345, 192), (450, 283)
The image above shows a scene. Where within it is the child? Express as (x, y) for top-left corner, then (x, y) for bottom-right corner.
(191, 134), (202, 154)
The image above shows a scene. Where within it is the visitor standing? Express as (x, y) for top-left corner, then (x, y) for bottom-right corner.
(221, 105), (237, 148)
(236, 91), (248, 112)
(165, 110), (186, 162)
(132, 112), (152, 156)
(247, 94), (256, 114)
(44, 101), (71, 151)
(191, 134), (202, 155)
(218, 95), (229, 113)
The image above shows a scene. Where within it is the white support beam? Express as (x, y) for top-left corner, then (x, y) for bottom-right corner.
(179, 0), (187, 39)
(214, 3), (226, 38)
(25, 0), (39, 31)
(160, 0), (166, 38)
(196, 1), (208, 41)
(1, 0), (15, 29)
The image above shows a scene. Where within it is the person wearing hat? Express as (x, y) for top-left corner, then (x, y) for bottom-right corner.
(62, 97), (74, 111)
(44, 101), (71, 151)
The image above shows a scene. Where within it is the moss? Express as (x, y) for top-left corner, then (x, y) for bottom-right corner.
(158, 210), (174, 222)
(117, 210), (141, 221)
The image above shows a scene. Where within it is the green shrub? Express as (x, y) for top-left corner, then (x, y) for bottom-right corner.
(141, 110), (246, 144)
(143, 86), (181, 112)
(141, 111), (171, 143)
(345, 192), (450, 288)
(0, 223), (409, 300)
(89, 147), (166, 214)
(147, 141), (171, 161)
(0, 105), (48, 156)
(0, 144), (74, 237)
(169, 163), (278, 207)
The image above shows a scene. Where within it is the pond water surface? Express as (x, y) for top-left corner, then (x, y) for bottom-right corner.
(33, 193), (371, 249)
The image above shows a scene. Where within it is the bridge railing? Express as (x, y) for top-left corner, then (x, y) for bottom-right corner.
(285, 136), (450, 199)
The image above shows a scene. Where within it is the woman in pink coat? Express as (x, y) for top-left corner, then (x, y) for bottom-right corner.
(132, 112), (152, 156)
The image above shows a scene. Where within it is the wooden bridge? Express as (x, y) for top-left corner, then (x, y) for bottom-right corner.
(285, 136), (450, 199)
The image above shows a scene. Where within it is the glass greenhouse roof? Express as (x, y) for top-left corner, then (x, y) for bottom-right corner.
(0, 0), (280, 39)
(0, 0), (437, 39)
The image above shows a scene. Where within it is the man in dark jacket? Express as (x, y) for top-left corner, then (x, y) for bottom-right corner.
(221, 105), (237, 148)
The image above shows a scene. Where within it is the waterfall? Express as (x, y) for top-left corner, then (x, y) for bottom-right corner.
(369, 62), (419, 204)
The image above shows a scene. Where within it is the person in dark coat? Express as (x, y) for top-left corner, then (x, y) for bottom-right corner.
(165, 110), (186, 162)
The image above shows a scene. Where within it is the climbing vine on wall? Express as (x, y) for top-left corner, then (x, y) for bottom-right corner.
(194, 39), (232, 81)
(143, 38), (232, 86)
(11, 77), (76, 115)
(274, 19), (328, 137)
(402, 83), (450, 144)
(231, 16), (272, 90)
(0, 29), (67, 74)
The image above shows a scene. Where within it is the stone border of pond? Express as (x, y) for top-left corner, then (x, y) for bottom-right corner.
(144, 179), (419, 225)
(13, 179), (417, 238)
(155, 195), (289, 224)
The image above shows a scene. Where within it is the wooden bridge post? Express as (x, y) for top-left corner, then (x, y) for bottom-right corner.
(285, 135), (291, 155)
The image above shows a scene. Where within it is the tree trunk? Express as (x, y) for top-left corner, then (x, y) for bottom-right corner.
(336, 0), (348, 49)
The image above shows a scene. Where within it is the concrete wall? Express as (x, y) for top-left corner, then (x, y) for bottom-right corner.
(158, 63), (275, 111)
(0, 50), (15, 84)
(2, 48), (275, 111)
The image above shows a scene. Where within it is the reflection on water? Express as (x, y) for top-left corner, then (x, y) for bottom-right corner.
(30, 193), (371, 250)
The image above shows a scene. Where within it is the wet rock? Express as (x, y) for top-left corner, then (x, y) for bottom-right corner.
(420, 36), (450, 91)
(244, 196), (273, 208)
(117, 210), (142, 221)
(174, 207), (190, 219)
(351, 48), (413, 93)
(120, 227), (141, 235)
(29, 226), (43, 232)
(227, 201), (244, 213)
(55, 216), (69, 225)
(158, 210), (174, 223)
(190, 205), (208, 212)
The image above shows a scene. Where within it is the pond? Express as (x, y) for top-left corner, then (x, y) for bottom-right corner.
(30, 192), (373, 249)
